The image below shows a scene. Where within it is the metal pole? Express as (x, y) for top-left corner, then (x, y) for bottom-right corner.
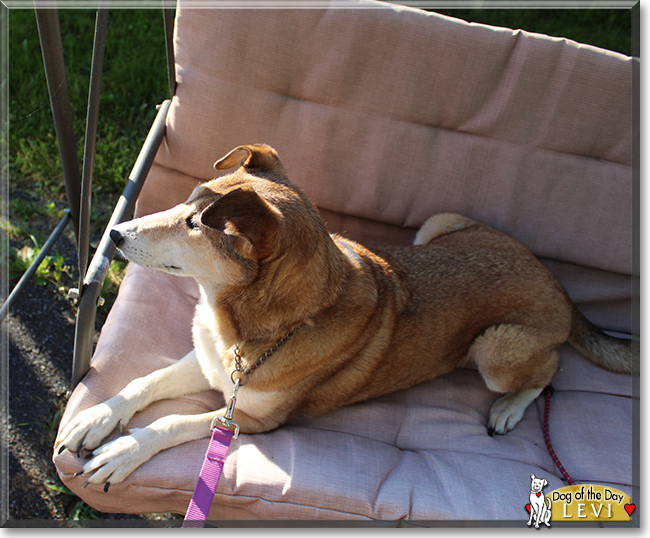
(34, 8), (82, 243)
(77, 8), (108, 288)
(71, 100), (170, 389)
(163, 6), (177, 98)
(0, 210), (71, 322)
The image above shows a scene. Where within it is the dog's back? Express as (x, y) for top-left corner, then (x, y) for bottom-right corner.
(330, 221), (573, 403)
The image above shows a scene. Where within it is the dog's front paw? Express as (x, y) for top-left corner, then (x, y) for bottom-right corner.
(55, 399), (131, 456)
(77, 429), (156, 490)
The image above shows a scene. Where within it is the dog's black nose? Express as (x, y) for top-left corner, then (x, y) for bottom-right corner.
(110, 229), (124, 248)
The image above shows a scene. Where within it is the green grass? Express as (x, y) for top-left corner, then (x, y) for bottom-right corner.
(9, 234), (73, 287)
(8, 8), (169, 303)
(9, 8), (169, 213)
(45, 482), (101, 520)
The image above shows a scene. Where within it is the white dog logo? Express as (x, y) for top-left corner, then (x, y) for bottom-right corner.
(527, 474), (552, 528)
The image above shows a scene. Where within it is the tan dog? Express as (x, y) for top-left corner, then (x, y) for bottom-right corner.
(55, 144), (634, 489)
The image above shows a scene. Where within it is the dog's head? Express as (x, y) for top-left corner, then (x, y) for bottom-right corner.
(111, 144), (333, 289)
(530, 474), (548, 493)
(111, 144), (347, 339)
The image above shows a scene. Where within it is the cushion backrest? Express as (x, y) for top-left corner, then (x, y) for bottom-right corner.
(137, 0), (633, 289)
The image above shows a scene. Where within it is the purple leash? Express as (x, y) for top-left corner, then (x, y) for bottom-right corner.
(182, 426), (234, 527)
(182, 330), (297, 527)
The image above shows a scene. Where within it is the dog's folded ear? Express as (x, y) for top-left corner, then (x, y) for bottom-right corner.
(200, 186), (281, 260)
(214, 144), (285, 176)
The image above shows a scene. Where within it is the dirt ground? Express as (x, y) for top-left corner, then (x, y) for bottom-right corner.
(3, 211), (183, 526)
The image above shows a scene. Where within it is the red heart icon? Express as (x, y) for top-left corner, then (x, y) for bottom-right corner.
(536, 492), (541, 497)
(525, 504), (531, 513)
(624, 504), (635, 516)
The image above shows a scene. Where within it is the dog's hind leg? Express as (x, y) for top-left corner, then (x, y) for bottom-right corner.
(469, 324), (560, 436)
(413, 213), (478, 245)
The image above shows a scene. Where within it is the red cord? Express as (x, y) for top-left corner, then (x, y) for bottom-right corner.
(543, 386), (576, 485)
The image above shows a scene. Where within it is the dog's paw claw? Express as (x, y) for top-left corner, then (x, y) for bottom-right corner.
(118, 419), (131, 436)
(103, 482), (111, 493)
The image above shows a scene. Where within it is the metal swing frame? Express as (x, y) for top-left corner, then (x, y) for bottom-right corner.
(2, 4), (177, 389)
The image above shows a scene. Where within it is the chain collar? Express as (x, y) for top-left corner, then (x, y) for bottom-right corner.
(230, 325), (300, 386)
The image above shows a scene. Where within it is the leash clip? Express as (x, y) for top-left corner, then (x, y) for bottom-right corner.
(211, 378), (241, 438)
(211, 416), (240, 439)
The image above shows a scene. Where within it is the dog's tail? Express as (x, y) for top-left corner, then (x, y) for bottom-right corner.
(568, 305), (637, 375)
(414, 213), (479, 245)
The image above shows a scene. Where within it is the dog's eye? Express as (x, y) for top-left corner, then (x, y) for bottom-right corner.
(186, 216), (200, 230)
